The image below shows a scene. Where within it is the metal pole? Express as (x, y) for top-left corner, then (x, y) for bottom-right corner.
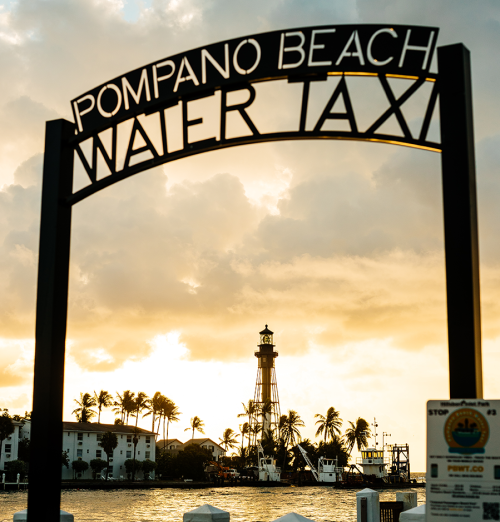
(28, 119), (75, 520)
(438, 44), (483, 399)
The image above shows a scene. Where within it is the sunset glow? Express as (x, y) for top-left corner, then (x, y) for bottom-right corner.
(2, 0), (500, 475)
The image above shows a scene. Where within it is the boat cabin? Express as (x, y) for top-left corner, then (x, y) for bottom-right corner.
(318, 457), (342, 482)
(258, 455), (281, 482)
(357, 447), (388, 478)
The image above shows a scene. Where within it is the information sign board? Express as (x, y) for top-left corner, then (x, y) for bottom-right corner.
(427, 400), (500, 522)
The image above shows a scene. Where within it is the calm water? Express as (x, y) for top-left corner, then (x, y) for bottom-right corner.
(1, 486), (426, 522)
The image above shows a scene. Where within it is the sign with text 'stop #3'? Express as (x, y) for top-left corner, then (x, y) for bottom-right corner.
(427, 400), (500, 522)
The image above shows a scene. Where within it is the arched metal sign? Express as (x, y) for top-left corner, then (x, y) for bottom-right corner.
(28, 25), (482, 520)
(68, 24), (440, 205)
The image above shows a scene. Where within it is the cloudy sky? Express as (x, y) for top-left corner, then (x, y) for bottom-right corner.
(1, 0), (500, 471)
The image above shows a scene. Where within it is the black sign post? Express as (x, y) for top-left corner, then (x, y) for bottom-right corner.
(27, 26), (483, 520)
(29, 119), (74, 521)
(438, 44), (482, 399)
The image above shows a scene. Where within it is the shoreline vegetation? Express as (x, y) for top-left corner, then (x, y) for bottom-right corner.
(76, 391), (372, 482)
(2, 391), (376, 483)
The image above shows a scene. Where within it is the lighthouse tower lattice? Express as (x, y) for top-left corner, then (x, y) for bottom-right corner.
(253, 325), (281, 436)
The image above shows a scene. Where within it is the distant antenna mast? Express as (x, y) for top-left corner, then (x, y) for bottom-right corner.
(372, 418), (379, 447)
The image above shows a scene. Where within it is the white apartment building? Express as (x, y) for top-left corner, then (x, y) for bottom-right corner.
(62, 422), (156, 479)
(0, 420), (156, 480)
(0, 419), (30, 470)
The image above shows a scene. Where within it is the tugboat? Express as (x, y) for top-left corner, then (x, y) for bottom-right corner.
(338, 443), (419, 488)
(258, 442), (281, 482)
(297, 444), (343, 483)
(335, 420), (423, 489)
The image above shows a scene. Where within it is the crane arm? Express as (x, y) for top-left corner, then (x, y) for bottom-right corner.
(258, 442), (266, 461)
(297, 445), (319, 481)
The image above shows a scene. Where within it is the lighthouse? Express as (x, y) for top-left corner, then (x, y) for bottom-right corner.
(253, 325), (281, 435)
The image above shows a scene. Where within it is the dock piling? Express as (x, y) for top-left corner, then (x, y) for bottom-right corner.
(13, 510), (74, 521)
(356, 488), (380, 522)
(396, 492), (417, 512)
(272, 514), (316, 521)
(399, 504), (425, 522)
(183, 504), (230, 522)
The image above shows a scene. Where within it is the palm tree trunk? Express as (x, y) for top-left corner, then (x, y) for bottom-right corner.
(166, 418), (170, 449)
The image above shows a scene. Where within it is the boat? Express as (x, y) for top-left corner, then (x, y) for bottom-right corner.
(296, 419), (424, 489)
(297, 444), (343, 483)
(334, 439), (423, 488)
(258, 442), (281, 482)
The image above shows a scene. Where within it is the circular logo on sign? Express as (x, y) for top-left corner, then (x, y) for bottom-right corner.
(444, 408), (489, 454)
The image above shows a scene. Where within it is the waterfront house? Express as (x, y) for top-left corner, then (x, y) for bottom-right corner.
(156, 437), (226, 461)
(156, 438), (184, 454)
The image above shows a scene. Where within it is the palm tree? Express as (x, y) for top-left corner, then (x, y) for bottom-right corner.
(123, 391), (136, 425)
(344, 417), (371, 455)
(282, 410), (305, 447)
(132, 390), (150, 481)
(163, 400), (181, 450)
(315, 407), (343, 442)
(280, 410), (305, 470)
(72, 393), (97, 423)
(131, 426), (141, 481)
(132, 392), (149, 427)
(317, 435), (349, 467)
(94, 390), (113, 424)
(240, 422), (250, 451)
(250, 422), (262, 449)
(113, 391), (127, 423)
(219, 428), (239, 452)
(100, 431), (118, 480)
(278, 414), (287, 441)
(185, 416), (205, 440)
(260, 398), (273, 439)
(143, 391), (164, 434)
(261, 426), (275, 457)
(113, 390), (135, 424)
(237, 445), (248, 468)
(237, 400), (257, 433)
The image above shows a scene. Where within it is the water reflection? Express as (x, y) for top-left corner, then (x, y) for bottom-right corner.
(1, 487), (426, 522)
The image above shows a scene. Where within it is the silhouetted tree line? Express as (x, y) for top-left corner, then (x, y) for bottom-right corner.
(72, 390), (181, 436)
(212, 401), (372, 473)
